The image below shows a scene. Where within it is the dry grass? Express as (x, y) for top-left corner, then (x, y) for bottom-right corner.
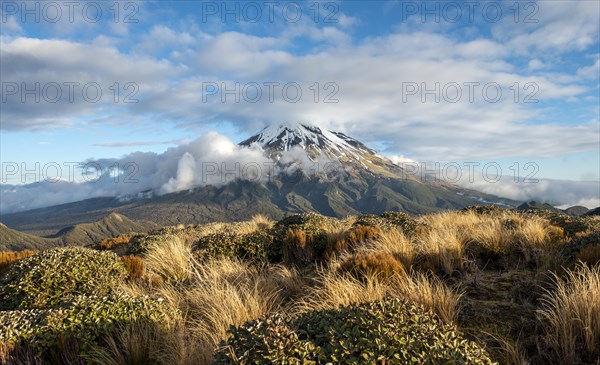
(97, 234), (132, 251)
(144, 237), (192, 285)
(249, 214), (275, 230)
(347, 224), (381, 244)
(338, 252), (405, 281)
(415, 227), (464, 275)
(477, 332), (530, 365)
(538, 263), (600, 364)
(298, 265), (461, 324)
(355, 228), (415, 267)
(183, 259), (290, 350)
(121, 255), (145, 281)
(118, 257), (305, 363)
(577, 244), (600, 266)
(415, 211), (565, 271)
(85, 321), (207, 365)
(0, 250), (38, 275)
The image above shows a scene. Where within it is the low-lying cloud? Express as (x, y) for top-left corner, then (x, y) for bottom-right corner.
(2, 132), (598, 214)
(0, 132), (346, 214)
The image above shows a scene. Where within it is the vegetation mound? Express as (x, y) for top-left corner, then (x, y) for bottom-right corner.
(0, 293), (173, 359)
(0, 247), (126, 310)
(213, 298), (494, 364)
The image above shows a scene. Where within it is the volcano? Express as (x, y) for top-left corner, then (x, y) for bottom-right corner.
(1, 123), (518, 235)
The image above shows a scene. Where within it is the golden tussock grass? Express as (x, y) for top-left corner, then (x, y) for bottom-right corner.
(120, 257), (305, 363)
(183, 259), (289, 349)
(576, 244), (600, 266)
(144, 237), (193, 285)
(354, 228), (415, 268)
(120, 255), (145, 281)
(298, 264), (461, 324)
(97, 234), (132, 250)
(337, 252), (405, 281)
(415, 211), (565, 271)
(415, 227), (464, 275)
(0, 250), (38, 275)
(346, 224), (381, 244)
(538, 263), (600, 364)
(85, 321), (208, 365)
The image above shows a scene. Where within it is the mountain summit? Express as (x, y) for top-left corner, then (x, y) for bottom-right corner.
(3, 123), (519, 233)
(239, 122), (375, 159)
(240, 122), (403, 178)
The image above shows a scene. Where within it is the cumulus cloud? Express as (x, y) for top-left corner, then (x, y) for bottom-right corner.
(2, 24), (598, 161)
(0, 132), (345, 213)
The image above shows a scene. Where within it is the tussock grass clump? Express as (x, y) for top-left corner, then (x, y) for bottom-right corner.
(0, 247), (126, 310)
(337, 252), (404, 281)
(299, 265), (460, 325)
(122, 257), (306, 362)
(270, 213), (331, 264)
(415, 226), (465, 275)
(145, 237), (192, 285)
(538, 263), (600, 364)
(577, 244), (600, 266)
(85, 321), (207, 365)
(0, 250), (38, 275)
(354, 228), (415, 267)
(214, 298), (493, 365)
(121, 255), (145, 281)
(346, 224), (381, 245)
(97, 234), (133, 251)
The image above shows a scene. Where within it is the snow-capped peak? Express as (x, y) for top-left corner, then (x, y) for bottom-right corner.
(239, 122), (376, 159)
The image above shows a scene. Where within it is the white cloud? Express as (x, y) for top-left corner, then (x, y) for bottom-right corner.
(2, 23), (598, 162)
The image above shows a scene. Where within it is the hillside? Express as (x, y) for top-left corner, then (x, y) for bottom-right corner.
(1, 213), (155, 249)
(0, 223), (60, 251)
(1, 123), (521, 234)
(1, 207), (599, 364)
(48, 212), (156, 246)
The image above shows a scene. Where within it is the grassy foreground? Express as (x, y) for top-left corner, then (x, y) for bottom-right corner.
(1, 207), (599, 364)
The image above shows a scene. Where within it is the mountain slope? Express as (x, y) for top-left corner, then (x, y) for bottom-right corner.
(2, 122), (522, 235)
(49, 212), (156, 246)
(0, 223), (60, 251)
(1, 213), (156, 249)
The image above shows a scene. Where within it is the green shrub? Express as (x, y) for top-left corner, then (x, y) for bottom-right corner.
(354, 212), (419, 236)
(214, 298), (494, 365)
(462, 205), (511, 216)
(0, 247), (127, 310)
(191, 229), (273, 263)
(238, 230), (273, 261)
(194, 230), (244, 260)
(212, 313), (318, 364)
(0, 293), (174, 358)
(128, 233), (167, 255)
(270, 213), (330, 264)
(380, 211), (419, 235)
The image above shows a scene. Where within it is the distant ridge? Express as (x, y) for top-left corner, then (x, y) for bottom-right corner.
(517, 201), (592, 216)
(1, 212), (155, 250)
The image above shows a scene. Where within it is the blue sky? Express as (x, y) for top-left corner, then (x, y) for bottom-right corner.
(1, 0), (599, 211)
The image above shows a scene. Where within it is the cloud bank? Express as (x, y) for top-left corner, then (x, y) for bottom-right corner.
(1, 132), (598, 214)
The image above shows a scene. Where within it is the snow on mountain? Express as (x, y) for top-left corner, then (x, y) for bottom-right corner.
(239, 122), (376, 160)
(239, 122), (404, 178)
